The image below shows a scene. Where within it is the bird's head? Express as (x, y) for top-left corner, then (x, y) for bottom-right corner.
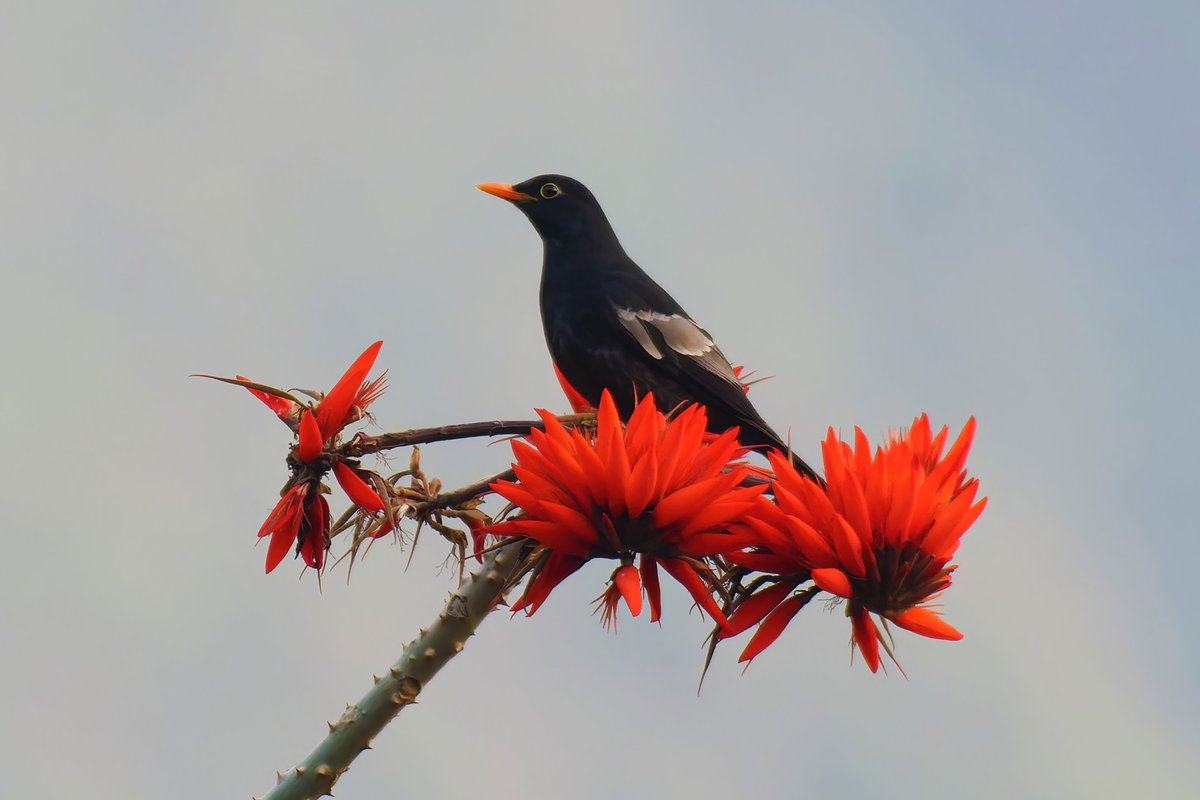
(477, 174), (617, 246)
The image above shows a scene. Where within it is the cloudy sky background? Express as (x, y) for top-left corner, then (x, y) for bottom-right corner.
(2, 3), (1196, 798)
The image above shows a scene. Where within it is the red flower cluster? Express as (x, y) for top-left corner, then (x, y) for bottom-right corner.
(244, 342), (390, 573)
(487, 391), (765, 628)
(225, 340), (987, 676)
(724, 415), (986, 671)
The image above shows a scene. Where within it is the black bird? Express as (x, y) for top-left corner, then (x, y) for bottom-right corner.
(478, 174), (818, 481)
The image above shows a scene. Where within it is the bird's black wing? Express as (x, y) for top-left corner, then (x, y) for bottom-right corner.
(598, 268), (785, 442)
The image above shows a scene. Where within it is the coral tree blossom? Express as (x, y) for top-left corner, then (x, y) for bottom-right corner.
(244, 341), (390, 573)
(727, 415), (986, 671)
(487, 390), (765, 628)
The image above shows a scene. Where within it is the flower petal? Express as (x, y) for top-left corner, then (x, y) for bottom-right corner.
(851, 606), (881, 673)
(721, 579), (799, 639)
(811, 567), (854, 598)
(659, 558), (728, 628)
(316, 341), (383, 438)
(333, 462), (386, 514)
(512, 552), (586, 615)
(736, 594), (806, 663)
(892, 606), (963, 640)
(261, 485), (308, 574)
(239, 375), (297, 421)
(614, 564), (643, 617)
(641, 554), (662, 623)
(297, 410), (323, 463)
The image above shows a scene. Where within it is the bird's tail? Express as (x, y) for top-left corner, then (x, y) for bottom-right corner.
(740, 422), (824, 486)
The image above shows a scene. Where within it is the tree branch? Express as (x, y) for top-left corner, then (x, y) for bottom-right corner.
(340, 413), (595, 458)
(258, 540), (528, 800)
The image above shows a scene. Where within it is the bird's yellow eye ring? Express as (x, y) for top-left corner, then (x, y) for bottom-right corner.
(540, 182), (561, 199)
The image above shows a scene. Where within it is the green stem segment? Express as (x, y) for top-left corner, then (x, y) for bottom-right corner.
(258, 541), (527, 800)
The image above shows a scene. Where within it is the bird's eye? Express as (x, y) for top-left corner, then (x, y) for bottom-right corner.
(540, 182), (561, 199)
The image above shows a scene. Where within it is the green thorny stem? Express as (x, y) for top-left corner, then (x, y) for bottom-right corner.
(257, 540), (529, 800)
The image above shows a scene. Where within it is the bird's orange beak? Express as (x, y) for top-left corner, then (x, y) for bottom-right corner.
(476, 182), (536, 202)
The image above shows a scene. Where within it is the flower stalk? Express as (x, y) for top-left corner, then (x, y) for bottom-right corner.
(258, 540), (527, 800)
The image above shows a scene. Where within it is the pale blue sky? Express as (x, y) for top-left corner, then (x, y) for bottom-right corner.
(2, 3), (1197, 798)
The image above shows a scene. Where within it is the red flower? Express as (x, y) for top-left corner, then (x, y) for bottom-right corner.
(241, 341), (387, 458)
(486, 390), (766, 629)
(258, 481), (331, 573)
(314, 341), (386, 442)
(727, 415), (986, 671)
(239, 342), (393, 572)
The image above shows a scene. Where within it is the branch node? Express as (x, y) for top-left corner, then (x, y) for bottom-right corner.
(445, 593), (469, 619)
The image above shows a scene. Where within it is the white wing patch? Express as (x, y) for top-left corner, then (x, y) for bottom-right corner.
(616, 307), (715, 360)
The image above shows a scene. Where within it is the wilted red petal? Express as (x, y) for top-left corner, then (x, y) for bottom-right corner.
(316, 341), (383, 438)
(297, 410), (323, 463)
(297, 493), (330, 570)
(737, 595), (806, 663)
(332, 462), (386, 514)
(466, 517), (487, 563)
(614, 564), (643, 617)
(642, 554), (662, 623)
(892, 607), (963, 640)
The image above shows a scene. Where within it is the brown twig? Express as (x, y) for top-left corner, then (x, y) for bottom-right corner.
(339, 413), (596, 458)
